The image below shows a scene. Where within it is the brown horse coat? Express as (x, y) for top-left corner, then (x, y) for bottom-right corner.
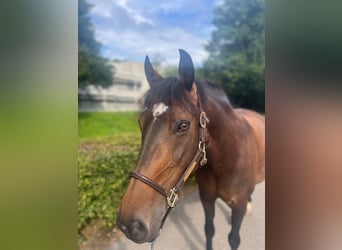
(117, 49), (265, 250)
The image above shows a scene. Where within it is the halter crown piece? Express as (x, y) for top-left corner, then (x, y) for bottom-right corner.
(129, 82), (209, 244)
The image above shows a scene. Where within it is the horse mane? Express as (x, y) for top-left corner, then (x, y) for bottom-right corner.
(142, 77), (225, 111)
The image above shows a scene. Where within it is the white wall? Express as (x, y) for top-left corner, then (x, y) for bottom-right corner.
(78, 61), (150, 112)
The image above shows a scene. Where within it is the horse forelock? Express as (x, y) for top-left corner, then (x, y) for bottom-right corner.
(142, 77), (197, 114)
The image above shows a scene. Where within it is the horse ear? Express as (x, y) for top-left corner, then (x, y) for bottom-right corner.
(144, 55), (162, 87)
(178, 49), (194, 91)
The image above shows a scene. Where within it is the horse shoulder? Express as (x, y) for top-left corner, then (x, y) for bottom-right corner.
(235, 108), (265, 184)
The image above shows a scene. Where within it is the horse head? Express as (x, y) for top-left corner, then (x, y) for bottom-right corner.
(117, 49), (206, 243)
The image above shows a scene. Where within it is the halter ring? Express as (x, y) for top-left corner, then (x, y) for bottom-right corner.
(167, 188), (178, 208)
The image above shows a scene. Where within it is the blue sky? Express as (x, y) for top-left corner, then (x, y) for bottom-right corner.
(87, 0), (224, 66)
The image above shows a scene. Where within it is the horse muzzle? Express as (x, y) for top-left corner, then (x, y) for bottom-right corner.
(116, 215), (149, 243)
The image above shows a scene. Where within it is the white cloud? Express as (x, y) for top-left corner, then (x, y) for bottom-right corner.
(87, 0), (212, 65)
(95, 25), (209, 66)
(115, 0), (154, 25)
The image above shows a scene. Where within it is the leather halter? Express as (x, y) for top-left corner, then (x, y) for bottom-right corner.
(129, 85), (209, 229)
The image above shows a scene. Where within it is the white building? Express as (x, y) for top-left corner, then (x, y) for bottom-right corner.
(78, 61), (155, 112)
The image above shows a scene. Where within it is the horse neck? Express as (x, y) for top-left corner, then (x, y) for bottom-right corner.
(204, 94), (243, 146)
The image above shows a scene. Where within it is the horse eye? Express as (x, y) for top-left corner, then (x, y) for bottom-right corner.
(178, 121), (190, 132)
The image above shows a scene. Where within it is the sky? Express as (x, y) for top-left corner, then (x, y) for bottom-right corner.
(87, 0), (224, 66)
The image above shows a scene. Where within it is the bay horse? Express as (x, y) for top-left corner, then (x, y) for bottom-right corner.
(117, 49), (265, 250)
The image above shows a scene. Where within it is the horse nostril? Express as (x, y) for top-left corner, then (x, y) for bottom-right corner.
(117, 217), (128, 234)
(128, 220), (148, 243)
(119, 223), (128, 233)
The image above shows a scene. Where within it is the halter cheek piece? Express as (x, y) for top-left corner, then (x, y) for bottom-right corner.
(129, 86), (209, 230)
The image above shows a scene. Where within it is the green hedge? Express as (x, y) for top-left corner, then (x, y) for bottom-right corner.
(78, 134), (140, 234)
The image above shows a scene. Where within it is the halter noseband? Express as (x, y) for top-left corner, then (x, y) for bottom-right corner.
(129, 86), (209, 229)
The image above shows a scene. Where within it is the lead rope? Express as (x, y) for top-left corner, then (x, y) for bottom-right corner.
(150, 229), (161, 250)
(150, 240), (155, 250)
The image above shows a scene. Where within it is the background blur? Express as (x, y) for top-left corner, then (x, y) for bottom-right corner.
(0, 1), (77, 250)
(1, 0), (341, 250)
(78, 0), (264, 248)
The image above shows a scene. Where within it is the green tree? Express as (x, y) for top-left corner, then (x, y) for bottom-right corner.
(203, 0), (264, 112)
(78, 0), (113, 88)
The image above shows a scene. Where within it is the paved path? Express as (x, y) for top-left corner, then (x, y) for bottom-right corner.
(108, 181), (264, 250)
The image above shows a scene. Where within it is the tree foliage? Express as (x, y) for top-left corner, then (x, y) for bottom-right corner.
(78, 0), (113, 88)
(203, 0), (265, 112)
(78, 46), (114, 89)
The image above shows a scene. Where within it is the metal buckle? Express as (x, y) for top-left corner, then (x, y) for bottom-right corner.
(199, 111), (209, 128)
(198, 141), (204, 151)
(199, 141), (207, 166)
(200, 148), (207, 166)
(167, 188), (178, 208)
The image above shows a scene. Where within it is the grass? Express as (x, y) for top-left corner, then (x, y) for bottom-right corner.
(78, 112), (141, 240)
(78, 112), (140, 139)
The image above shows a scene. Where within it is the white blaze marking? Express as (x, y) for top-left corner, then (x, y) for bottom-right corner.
(152, 102), (168, 119)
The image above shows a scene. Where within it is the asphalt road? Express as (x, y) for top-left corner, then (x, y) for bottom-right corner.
(108, 181), (265, 250)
